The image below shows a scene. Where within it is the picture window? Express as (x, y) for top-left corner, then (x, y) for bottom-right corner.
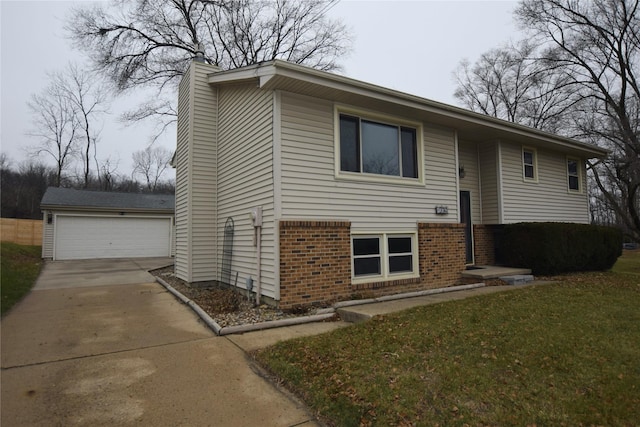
(339, 114), (418, 179)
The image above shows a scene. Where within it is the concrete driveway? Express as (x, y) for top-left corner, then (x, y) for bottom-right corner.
(1, 258), (318, 426)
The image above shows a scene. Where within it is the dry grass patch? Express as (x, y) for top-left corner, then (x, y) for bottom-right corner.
(256, 255), (640, 426)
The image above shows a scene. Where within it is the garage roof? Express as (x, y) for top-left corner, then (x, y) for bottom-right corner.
(41, 187), (175, 213)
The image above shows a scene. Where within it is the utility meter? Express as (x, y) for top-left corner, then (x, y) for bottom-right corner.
(249, 206), (263, 227)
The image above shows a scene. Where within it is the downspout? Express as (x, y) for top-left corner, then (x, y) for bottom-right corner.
(255, 223), (262, 306)
(251, 206), (263, 306)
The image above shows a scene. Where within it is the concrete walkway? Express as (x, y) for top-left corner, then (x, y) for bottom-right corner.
(226, 281), (554, 351)
(1, 258), (319, 427)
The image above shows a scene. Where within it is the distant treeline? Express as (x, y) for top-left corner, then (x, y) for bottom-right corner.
(1, 158), (174, 220)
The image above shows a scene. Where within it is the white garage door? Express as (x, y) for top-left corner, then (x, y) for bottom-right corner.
(55, 216), (172, 260)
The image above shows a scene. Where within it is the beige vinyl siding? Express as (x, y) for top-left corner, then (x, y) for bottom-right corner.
(217, 84), (276, 299)
(175, 65), (191, 280)
(42, 210), (54, 258)
(280, 92), (458, 231)
(175, 62), (219, 282)
(458, 141), (481, 224)
(478, 142), (500, 224)
(500, 142), (589, 223)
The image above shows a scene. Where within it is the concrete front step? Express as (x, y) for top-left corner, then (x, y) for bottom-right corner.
(461, 266), (532, 280)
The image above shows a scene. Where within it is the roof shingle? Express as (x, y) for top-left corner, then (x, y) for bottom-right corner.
(40, 187), (175, 211)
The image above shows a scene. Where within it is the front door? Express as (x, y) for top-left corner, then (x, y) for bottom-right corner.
(460, 191), (473, 264)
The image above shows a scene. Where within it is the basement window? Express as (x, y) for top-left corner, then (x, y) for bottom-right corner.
(352, 233), (418, 282)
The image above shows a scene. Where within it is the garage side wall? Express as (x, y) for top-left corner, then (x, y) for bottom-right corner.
(42, 210), (54, 258)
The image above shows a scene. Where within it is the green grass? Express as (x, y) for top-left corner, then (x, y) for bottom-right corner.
(612, 249), (640, 275)
(257, 253), (640, 426)
(1, 242), (43, 315)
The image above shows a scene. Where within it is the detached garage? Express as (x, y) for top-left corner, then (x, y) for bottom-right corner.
(41, 187), (175, 260)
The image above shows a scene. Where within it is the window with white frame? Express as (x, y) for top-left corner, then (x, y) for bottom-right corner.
(352, 233), (417, 280)
(567, 158), (581, 191)
(339, 113), (419, 180)
(522, 147), (537, 181)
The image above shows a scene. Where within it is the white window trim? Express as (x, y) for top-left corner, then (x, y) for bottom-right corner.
(334, 105), (425, 186)
(522, 146), (538, 183)
(567, 156), (583, 193)
(351, 231), (419, 284)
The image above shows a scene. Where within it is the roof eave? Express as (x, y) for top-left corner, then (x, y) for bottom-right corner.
(207, 60), (608, 159)
(40, 205), (175, 214)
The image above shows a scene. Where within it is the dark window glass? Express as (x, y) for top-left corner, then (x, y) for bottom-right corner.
(568, 160), (579, 190)
(340, 115), (360, 172)
(361, 120), (399, 176)
(524, 164), (535, 179)
(388, 237), (412, 254)
(523, 150), (535, 179)
(353, 238), (380, 256)
(524, 151), (533, 164)
(401, 128), (417, 178)
(389, 255), (413, 273)
(569, 175), (579, 190)
(354, 257), (381, 276)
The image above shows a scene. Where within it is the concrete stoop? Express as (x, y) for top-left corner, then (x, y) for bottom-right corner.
(462, 265), (532, 280)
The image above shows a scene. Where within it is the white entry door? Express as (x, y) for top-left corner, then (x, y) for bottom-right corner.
(55, 215), (172, 260)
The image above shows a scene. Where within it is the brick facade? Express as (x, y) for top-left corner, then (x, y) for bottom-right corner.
(279, 220), (352, 309)
(418, 223), (467, 287)
(473, 224), (497, 265)
(278, 220), (470, 309)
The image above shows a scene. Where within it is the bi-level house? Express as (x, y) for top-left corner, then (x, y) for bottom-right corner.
(174, 60), (606, 308)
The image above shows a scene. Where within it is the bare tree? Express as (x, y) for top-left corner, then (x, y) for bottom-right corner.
(517, 0), (640, 242)
(454, 41), (581, 134)
(132, 146), (172, 191)
(52, 64), (109, 189)
(453, 0), (640, 241)
(66, 0), (350, 132)
(27, 82), (80, 186)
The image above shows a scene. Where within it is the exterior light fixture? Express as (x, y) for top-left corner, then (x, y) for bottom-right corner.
(459, 165), (466, 179)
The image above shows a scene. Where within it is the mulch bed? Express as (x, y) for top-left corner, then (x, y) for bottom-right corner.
(150, 267), (317, 327)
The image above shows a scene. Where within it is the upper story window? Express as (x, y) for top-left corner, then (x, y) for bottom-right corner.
(567, 158), (581, 191)
(339, 113), (420, 181)
(522, 147), (537, 181)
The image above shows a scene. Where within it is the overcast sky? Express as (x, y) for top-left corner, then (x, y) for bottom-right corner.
(0, 0), (519, 180)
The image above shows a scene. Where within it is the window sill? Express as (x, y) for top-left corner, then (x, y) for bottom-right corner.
(352, 272), (419, 286)
(352, 275), (421, 291)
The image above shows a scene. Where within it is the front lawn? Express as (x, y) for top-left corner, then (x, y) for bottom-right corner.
(1, 242), (43, 315)
(612, 249), (640, 275)
(256, 253), (640, 426)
